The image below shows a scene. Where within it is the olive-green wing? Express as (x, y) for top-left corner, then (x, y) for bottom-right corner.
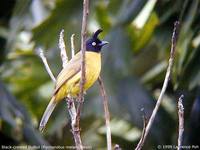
(53, 52), (81, 95)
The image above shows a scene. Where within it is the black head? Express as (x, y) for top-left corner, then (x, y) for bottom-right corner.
(86, 29), (108, 53)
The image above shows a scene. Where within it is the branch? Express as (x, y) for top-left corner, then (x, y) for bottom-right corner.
(66, 97), (83, 150)
(36, 48), (56, 82)
(59, 30), (83, 149)
(178, 95), (184, 150)
(67, 98), (77, 124)
(37, 25), (83, 150)
(59, 29), (68, 68)
(135, 109), (147, 150)
(76, 0), (89, 128)
(98, 76), (112, 150)
(135, 21), (180, 150)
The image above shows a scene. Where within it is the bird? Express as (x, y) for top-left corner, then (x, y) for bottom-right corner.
(39, 29), (108, 132)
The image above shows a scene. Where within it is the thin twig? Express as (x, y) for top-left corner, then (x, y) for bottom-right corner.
(71, 34), (75, 58)
(68, 34), (78, 145)
(37, 26), (83, 150)
(135, 21), (180, 150)
(98, 76), (112, 150)
(135, 108), (147, 150)
(67, 98), (77, 123)
(36, 48), (56, 82)
(76, 0), (89, 129)
(59, 29), (68, 68)
(177, 95), (184, 150)
(59, 29), (83, 149)
(66, 98), (83, 150)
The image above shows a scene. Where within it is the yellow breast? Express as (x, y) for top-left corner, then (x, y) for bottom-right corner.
(55, 51), (101, 100)
(85, 52), (101, 88)
(70, 52), (101, 96)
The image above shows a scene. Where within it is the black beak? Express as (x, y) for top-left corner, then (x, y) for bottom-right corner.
(98, 41), (109, 46)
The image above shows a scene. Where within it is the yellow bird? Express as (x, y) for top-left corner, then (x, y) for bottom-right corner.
(39, 29), (108, 131)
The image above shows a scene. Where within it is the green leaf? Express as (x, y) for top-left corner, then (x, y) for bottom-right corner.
(0, 81), (48, 145)
(116, 0), (148, 25)
(32, 0), (82, 48)
(176, 0), (199, 73)
(141, 60), (167, 84)
(127, 12), (159, 53)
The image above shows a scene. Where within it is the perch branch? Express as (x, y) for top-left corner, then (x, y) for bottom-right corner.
(71, 34), (75, 58)
(37, 26), (84, 150)
(67, 34), (78, 143)
(59, 30), (83, 149)
(135, 21), (180, 150)
(76, 0), (89, 128)
(59, 29), (68, 68)
(98, 76), (112, 150)
(36, 48), (56, 82)
(177, 95), (184, 150)
(67, 98), (77, 125)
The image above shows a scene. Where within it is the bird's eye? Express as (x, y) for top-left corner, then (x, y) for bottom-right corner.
(92, 42), (96, 46)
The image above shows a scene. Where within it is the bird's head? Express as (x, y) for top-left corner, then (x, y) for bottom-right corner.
(86, 29), (108, 53)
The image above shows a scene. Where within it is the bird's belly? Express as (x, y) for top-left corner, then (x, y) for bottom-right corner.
(85, 60), (101, 89)
(70, 60), (101, 97)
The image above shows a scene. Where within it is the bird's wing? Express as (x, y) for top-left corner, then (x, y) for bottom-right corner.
(53, 52), (81, 95)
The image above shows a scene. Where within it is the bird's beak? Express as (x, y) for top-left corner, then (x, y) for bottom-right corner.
(99, 41), (109, 46)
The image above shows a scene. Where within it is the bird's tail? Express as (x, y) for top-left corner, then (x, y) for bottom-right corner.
(39, 96), (57, 132)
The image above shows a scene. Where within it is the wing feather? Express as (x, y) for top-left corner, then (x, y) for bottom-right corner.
(53, 52), (81, 95)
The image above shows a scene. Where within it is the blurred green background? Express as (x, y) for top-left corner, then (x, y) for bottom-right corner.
(0, 0), (200, 149)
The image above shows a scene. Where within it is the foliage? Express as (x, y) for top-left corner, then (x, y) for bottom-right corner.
(0, 0), (200, 149)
